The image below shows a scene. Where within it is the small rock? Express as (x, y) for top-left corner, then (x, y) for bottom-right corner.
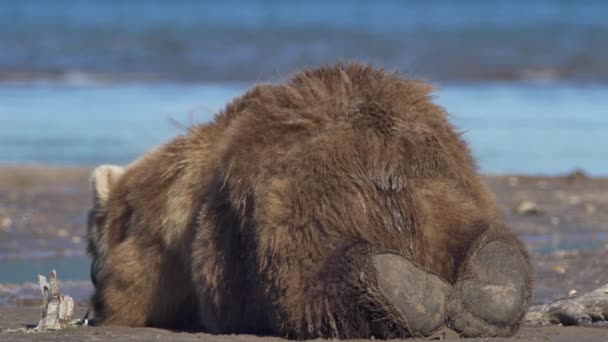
(550, 216), (561, 225)
(0, 215), (12, 232)
(515, 200), (544, 215)
(566, 169), (588, 182)
(585, 203), (596, 215)
(553, 265), (566, 274)
(555, 249), (579, 258)
(56, 228), (70, 238)
(71, 236), (82, 244)
(568, 289), (578, 297)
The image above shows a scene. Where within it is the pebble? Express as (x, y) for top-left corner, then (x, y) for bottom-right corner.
(515, 200), (544, 215)
(568, 289), (578, 297)
(553, 265), (566, 274)
(57, 228), (70, 238)
(585, 203), (596, 215)
(554, 249), (578, 258)
(0, 215), (12, 232)
(72, 236), (82, 244)
(566, 169), (588, 182)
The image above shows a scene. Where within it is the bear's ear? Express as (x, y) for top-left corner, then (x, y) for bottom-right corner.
(91, 164), (125, 206)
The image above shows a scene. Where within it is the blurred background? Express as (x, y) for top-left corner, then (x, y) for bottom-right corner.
(1, 0), (607, 173)
(0, 1), (607, 305)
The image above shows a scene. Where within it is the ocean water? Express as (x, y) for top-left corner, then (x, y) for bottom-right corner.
(1, 0), (608, 83)
(1, 83), (607, 175)
(1, 1), (607, 174)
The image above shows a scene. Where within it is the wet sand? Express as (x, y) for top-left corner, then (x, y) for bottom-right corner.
(1, 308), (607, 342)
(1, 166), (608, 340)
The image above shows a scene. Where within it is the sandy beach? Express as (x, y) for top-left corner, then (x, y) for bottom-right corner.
(1, 166), (608, 341)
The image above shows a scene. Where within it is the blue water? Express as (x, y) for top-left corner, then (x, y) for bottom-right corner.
(0, 83), (237, 165)
(1, 83), (607, 175)
(0, 1), (607, 173)
(0, 256), (90, 284)
(1, 0), (608, 83)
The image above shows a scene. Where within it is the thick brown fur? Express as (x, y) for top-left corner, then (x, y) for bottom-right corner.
(88, 63), (532, 338)
(87, 123), (223, 329)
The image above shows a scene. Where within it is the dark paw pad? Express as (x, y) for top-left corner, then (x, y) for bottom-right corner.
(450, 241), (529, 337)
(373, 253), (451, 336)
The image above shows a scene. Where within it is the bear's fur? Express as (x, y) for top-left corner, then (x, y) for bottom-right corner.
(88, 63), (532, 338)
(87, 123), (223, 328)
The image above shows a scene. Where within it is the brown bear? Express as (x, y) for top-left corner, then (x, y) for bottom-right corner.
(88, 63), (532, 339)
(87, 122), (223, 329)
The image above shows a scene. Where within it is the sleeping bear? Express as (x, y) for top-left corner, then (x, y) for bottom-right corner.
(87, 63), (532, 339)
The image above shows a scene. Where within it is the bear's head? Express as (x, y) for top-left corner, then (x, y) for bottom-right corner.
(87, 164), (124, 286)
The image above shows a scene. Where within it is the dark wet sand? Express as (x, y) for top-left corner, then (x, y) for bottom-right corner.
(1, 166), (608, 341)
(1, 307), (607, 342)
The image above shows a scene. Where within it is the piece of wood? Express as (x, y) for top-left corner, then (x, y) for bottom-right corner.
(36, 270), (75, 330)
(525, 284), (608, 326)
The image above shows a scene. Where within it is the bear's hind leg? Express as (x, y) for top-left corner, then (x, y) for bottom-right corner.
(448, 227), (532, 337)
(281, 241), (452, 339)
(373, 252), (452, 337)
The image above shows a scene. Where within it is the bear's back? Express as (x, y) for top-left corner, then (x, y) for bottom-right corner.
(200, 63), (500, 282)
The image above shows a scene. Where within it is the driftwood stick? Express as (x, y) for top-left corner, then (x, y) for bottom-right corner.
(36, 270), (75, 330)
(525, 284), (608, 326)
